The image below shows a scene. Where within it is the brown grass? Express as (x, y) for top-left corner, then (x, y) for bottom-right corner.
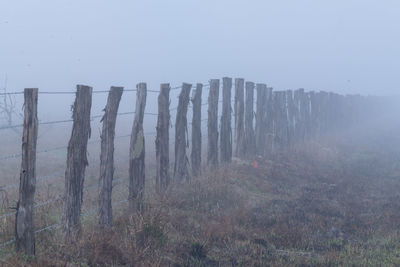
(2, 132), (400, 266)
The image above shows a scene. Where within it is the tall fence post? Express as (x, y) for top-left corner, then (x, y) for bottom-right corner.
(129, 83), (147, 213)
(234, 78), (245, 157)
(255, 83), (267, 156)
(156, 84), (170, 191)
(98, 86), (123, 227)
(264, 87), (274, 156)
(293, 89), (305, 143)
(286, 90), (295, 147)
(174, 83), (192, 182)
(245, 81), (256, 157)
(191, 83), (202, 176)
(272, 91), (288, 151)
(62, 85), (92, 241)
(207, 79), (220, 168)
(15, 88), (38, 256)
(220, 77), (232, 163)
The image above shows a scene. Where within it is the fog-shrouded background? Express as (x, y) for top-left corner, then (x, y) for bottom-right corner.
(1, 0), (399, 124)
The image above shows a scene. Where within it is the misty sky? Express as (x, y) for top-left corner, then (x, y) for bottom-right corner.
(0, 0), (399, 96)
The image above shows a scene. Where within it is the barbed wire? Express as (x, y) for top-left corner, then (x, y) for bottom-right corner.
(0, 195), (129, 248)
(0, 175), (128, 221)
(0, 110), (160, 132)
(0, 82), (207, 96)
(0, 131), (156, 197)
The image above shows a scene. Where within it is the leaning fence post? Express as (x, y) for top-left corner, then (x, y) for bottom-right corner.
(98, 86), (123, 227)
(156, 84), (170, 191)
(174, 83), (192, 182)
(129, 83), (147, 213)
(207, 79), (220, 168)
(234, 78), (245, 157)
(255, 83), (267, 156)
(245, 81), (256, 157)
(191, 83), (202, 176)
(62, 85), (92, 241)
(220, 77), (232, 163)
(15, 88), (38, 256)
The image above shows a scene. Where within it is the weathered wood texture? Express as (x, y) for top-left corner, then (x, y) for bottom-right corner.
(156, 84), (170, 191)
(220, 77), (232, 163)
(272, 91), (288, 151)
(309, 91), (318, 137)
(191, 83), (202, 176)
(264, 87), (274, 156)
(15, 88), (38, 256)
(234, 78), (245, 157)
(98, 86), (123, 227)
(244, 81), (256, 157)
(62, 85), (92, 240)
(174, 83), (192, 182)
(286, 90), (295, 147)
(255, 84), (267, 156)
(293, 89), (306, 142)
(129, 83), (147, 213)
(207, 79), (220, 167)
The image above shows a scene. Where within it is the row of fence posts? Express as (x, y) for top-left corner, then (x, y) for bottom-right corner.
(14, 77), (377, 255)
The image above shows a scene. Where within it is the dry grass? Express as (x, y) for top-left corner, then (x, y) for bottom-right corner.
(2, 135), (400, 266)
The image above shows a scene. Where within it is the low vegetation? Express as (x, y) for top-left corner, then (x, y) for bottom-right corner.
(2, 138), (400, 266)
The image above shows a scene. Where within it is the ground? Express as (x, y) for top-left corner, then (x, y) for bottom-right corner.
(2, 137), (400, 266)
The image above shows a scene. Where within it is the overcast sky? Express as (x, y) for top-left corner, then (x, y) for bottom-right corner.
(0, 0), (399, 96)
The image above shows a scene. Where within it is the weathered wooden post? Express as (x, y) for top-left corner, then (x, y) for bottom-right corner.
(255, 83), (267, 156)
(129, 83), (147, 213)
(264, 87), (274, 156)
(220, 77), (232, 163)
(293, 89), (305, 143)
(234, 78), (245, 157)
(304, 92), (312, 140)
(174, 83), (192, 181)
(15, 88), (38, 256)
(62, 85), (92, 240)
(207, 79), (219, 167)
(272, 91), (288, 151)
(98, 86), (123, 227)
(156, 84), (170, 191)
(245, 81), (256, 157)
(286, 90), (295, 147)
(309, 91), (318, 138)
(191, 83), (202, 176)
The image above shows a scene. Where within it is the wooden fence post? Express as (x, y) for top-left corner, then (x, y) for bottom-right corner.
(62, 85), (92, 240)
(156, 84), (170, 191)
(293, 88), (305, 143)
(255, 83), (267, 156)
(174, 83), (192, 182)
(245, 81), (256, 157)
(272, 91), (288, 151)
(309, 91), (318, 138)
(191, 83), (202, 176)
(264, 87), (274, 156)
(286, 90), (295, 147)
(234, 78), (245, 157)
(220, 77), (232, 163)
(129, 83), (147, 213)
(98, 86), (123, 227)
(15, 88), (38, 256)
(207, 79), (219, 167)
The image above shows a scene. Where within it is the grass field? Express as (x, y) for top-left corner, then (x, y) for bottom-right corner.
(1, 127), (400, 266)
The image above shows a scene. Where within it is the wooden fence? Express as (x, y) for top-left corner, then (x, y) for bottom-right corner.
(0, 77), (384, 255)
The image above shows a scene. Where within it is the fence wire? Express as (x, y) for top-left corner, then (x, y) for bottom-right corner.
(0, 81), (211, 252)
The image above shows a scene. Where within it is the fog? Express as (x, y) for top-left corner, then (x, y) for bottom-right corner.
(1, 0), (399, 98)
(2, 2), (400, 264)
